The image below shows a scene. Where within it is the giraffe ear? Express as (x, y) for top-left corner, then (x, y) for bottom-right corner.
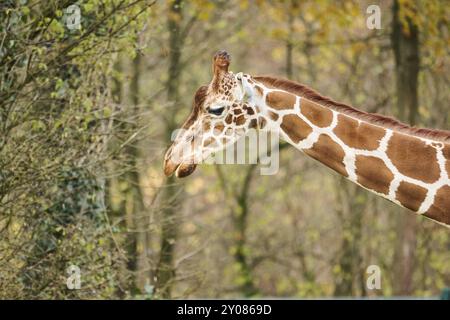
(211, 50), (230, 91)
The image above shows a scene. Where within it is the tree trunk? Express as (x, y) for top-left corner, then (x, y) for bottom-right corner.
(333, 178), (366, 297)
(216, 165), (259, 297)
(285, 0), (297, 80)
(233, 166), (259, 297)
(285, 12), (294, 80)
(127, 51), (147, 293)
(107, 51), (147, 295)
(155, 0), (185, 298)
(391, 0), (420, 296)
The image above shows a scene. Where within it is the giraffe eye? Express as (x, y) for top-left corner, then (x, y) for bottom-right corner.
(208, 106), (225, 116)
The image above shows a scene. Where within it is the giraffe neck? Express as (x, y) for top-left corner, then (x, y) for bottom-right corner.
(244, 77), (450, 227)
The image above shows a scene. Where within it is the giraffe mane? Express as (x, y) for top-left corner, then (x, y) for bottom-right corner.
(254, 76), (450, 143)
(181, 85), (208, 129)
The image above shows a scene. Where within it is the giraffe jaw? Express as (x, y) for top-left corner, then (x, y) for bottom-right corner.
(175, 162), (197, 178)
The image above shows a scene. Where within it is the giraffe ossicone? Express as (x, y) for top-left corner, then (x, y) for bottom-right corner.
(163, 51), (450, 227)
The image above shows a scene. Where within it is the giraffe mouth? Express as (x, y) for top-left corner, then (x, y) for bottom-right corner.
(164, 141), (200, 178)
(174, 162), (197, 178)
(163, 158), (197, 178)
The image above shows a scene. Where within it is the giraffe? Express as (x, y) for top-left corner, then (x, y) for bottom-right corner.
(163, 51), (450, 227)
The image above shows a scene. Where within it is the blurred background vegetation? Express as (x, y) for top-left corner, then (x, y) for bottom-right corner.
(0, 0), (448, 299)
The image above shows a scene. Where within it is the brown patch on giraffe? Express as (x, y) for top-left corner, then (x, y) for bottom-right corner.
(225, 114), (233, 124)
(355, 155), (393, 195)
(396, 181), (428, 212)
(304, 134), (347, 177)
(266, 91), (296, 110)
(246, 108), (255, 115)
(424, 185), (450, 225)
(203, 121), (211, 131)
(443, 144), (450, 178)
(249, 118), (258, 129)
(235, 115), (246, 126)
(333, 114), (385, 150)
(255, 85), (264, 96)
(258, 117), (267, 129)
(386, 133), (440, 183)
(268, 111), (279, 121)
(233, 108), (242, 115)
(280, 114), (312, 144)
(212, 123), (224, 135)
(301, 99), (333, 128)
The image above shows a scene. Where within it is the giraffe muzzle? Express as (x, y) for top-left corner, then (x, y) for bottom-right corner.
(163, 146), (198, 178)
(163, 157), (178, 177)
(163, 158), (197, 178)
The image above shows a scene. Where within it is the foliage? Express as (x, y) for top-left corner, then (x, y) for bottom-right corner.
(0, 0), (151, 298)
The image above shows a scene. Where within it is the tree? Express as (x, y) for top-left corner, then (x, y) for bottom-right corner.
(154, 0), (187, 298)
(391, 0), (420, 296)
(0, 0), (152, 298)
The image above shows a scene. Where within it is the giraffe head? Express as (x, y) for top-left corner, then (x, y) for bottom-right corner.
(164, 51), (259, 178)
